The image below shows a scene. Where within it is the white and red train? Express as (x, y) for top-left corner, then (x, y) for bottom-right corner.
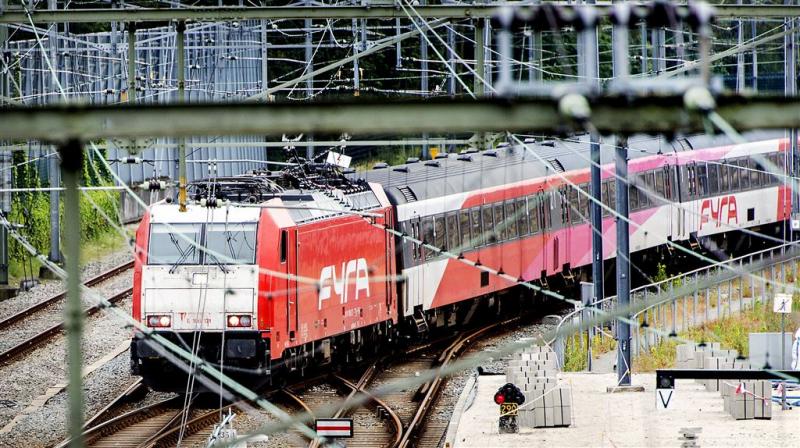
(131, 133), (792, 391)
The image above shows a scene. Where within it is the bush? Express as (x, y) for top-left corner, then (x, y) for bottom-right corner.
(8, 148), (119, 279)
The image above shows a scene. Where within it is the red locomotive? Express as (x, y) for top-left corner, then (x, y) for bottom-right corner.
(131, 134), (791, 391)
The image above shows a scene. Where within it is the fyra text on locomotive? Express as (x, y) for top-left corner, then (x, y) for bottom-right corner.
(318, 257), (371, 310)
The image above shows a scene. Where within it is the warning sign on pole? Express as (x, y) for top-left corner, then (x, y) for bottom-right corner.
(773, 293), (793, 314)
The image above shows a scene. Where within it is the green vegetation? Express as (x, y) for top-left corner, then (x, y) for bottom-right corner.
(563, 331), (618, 372)
(8, 149), (125, 283)
(634, 302), (800, 372)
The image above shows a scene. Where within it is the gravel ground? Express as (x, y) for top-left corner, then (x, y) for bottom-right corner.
(0, 249), (132, 318)
(0, 297), (136, 448)
(430, 318), (559, 441)
(0, 268), (132, 354)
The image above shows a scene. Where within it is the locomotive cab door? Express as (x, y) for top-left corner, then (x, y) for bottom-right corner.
(286, 229), (299, 341)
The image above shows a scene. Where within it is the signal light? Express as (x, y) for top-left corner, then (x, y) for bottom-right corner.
(494, 392), (506, 405)
(146, 314), (171, 328)
(227, 314), (252, 328)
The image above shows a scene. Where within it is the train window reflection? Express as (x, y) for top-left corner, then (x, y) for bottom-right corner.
(205, 223), (257, 265)
(148, 223), (202, 265)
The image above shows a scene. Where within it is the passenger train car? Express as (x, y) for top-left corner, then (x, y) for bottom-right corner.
(131, 133), (792, 391)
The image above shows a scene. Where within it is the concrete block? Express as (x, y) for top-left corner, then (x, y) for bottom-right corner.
(560, 405), (572, 427)
(518, 409), (535, 427)
(544, 406), (555, 426)
(533, 407), (546, 428)
(552, 405), (562, 426)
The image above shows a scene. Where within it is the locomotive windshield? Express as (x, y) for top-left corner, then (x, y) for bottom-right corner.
(204, 223), (257, 265)
(148, 222), (257, 266)
(148, 223), (202, 265)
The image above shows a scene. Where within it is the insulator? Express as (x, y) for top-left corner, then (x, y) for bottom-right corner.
(122, 156), (143, 164)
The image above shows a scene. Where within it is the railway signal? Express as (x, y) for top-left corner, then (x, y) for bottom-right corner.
(494, 383), (525, 434)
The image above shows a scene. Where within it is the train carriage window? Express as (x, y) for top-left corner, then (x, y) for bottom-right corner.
(494, 203), (507, 241)
(542, 194), (552, 230)
(434, 215), (446, 252)
(730, 161), (741, 191)
(601, 182), (610, 217)
(655, 170), (666, 204)
(749, 159), (761, 188)
(516, 198), (529, 236)
(684, 165), (695, 198)
(482, 205), (495, 244)
(470, 208), (483, 246)
(719, 163), (729, 192)
(446, 214), (459, 253)
(643, 172), (655, 207)
(528, 195), (540, 233)
(707, 164), (719, 195)
(607, 181), (616, 212)
(772, 153), (784, 185)
(505, 201), (519, 239)
(738, 159), (750, 190)
(629, 182), (640, 211)
(696, 164), (708, 196)
(459, 210), (471, 250)
(280, 229), (288, 263)
(757, 157), (770, 186)
(567, 188), (578, 223)
(422, 217), (434, 259)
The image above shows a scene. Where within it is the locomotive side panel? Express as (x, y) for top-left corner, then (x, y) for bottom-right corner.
(267, 207), (397, 359)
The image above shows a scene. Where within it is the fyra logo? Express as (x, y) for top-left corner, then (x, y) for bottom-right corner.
(318, 258), (370, 310)
(700, 195), (738, 230)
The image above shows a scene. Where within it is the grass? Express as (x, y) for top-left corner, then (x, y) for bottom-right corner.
(634, 302), (800, 372)
(563, 331), (618, 372)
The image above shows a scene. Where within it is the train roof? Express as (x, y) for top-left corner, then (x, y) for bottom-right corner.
(350, 131), (782, 206)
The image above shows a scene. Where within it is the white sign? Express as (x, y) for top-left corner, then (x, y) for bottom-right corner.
(326, 151), (352, 168)
(315, 418), (353, 438)
(773, 293), (793, 314)
(656, 388), (674, 410)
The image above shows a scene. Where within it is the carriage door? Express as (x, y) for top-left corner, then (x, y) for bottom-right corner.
(405, 216), (423, 317)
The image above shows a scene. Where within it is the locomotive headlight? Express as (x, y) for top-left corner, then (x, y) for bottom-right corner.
(146, 314), (171, 328)
(227, 314), (252, 328)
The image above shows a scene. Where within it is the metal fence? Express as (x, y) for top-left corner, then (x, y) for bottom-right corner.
(3, 21), (273, 184)
(554, 243), (800, 367)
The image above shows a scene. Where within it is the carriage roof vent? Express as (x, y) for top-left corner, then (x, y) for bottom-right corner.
(540, 140), (556, 147)
(373, 162), (389, 169)
(424, 160), (441, 167)
(548, 158), (565, 173)
(393, 166), (409, 173)
(406, 157), (420, 164)
(434, 153), (449, 159)
(483, 150), (498, 157)
(457, 154), (473, 162)
(397, 185), (417, 202)
(524, 137), (536, 144)
(497, 142), (510, 148)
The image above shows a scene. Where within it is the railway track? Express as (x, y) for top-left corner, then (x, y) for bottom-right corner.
(62, 317), (520, 448)
(0, 261), (134, 365)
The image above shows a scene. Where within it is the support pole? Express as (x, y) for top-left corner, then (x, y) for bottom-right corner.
(612, 3), (632, 387)
(48, 0), (61, 266)
(304, 0), (314, 159)
(127, 23), (136, 103)
(583, 4), (603, 373)
(60, 139), (84, 447)
(737, 0), (745, 92)
(474, 19), (485, 150)
(785, 3), (798, 224)
(420, 1), (429, 158)
(177, 21), (187, 212)
(615, 137), (631, 386)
